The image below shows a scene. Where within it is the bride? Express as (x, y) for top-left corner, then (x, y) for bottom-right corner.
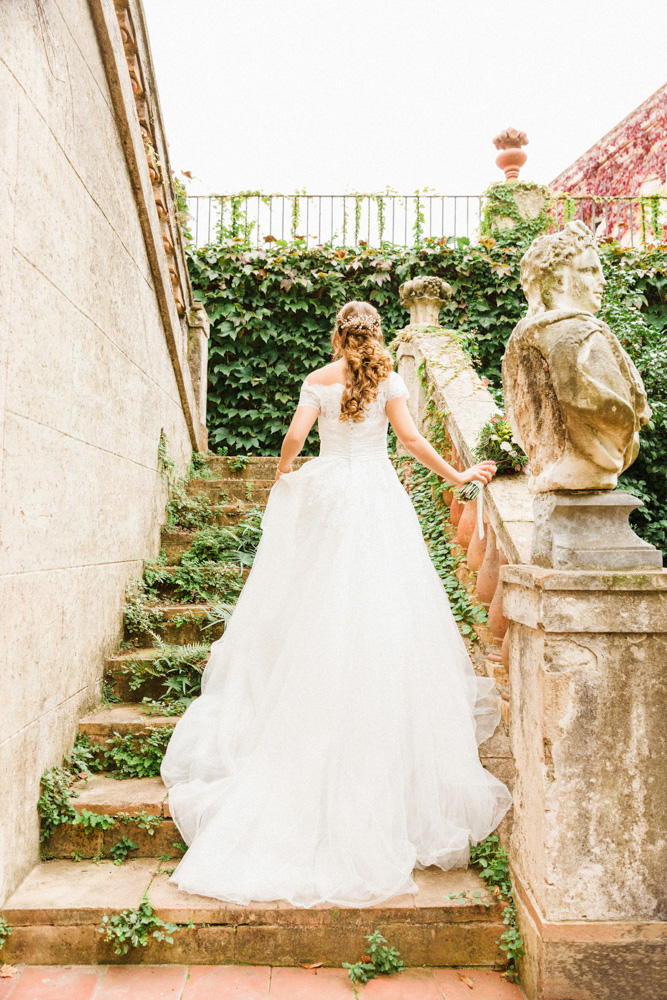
(160, 300), (513, 908)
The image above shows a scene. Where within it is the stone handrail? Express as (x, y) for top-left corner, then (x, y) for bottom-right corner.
(396, 326), (534, 564)
(396, 323), (534, 683)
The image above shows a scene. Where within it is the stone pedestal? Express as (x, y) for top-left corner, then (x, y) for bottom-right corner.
(531, 490), (663, 570)
(501, 564), (667, 1000)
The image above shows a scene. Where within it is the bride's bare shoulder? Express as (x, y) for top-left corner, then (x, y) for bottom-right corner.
(305, 359), (347, 386)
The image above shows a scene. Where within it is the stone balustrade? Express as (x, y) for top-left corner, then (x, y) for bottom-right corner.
(396, 324), (533, 699)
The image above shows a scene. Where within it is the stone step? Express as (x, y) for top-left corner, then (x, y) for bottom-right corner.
(145, 563), (248, 602)
(79, 703), (179, 744)
(42, 775), (183, 861)
(212, 500), (262, 526)
(203, 455), (311, 480)
(159, 529), (260, 568)
(1, 858), (508, 967)
(160, 528), (197, 565)
(168, 500), (262, 528)
(187, 478), (273, 505)
(70, 774), (171, 817)
(105, 648), (207, 703)
(125, 603), (224, 645)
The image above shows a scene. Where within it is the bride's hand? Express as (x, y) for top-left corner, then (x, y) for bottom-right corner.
(460, 461), (497, 486)
(275, 464), (292, 482)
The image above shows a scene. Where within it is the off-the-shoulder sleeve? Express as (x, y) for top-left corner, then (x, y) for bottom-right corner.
(298, 378), (321, 411)
(386, 371), (410, 401)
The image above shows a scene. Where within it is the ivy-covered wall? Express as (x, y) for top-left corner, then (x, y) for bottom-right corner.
(187, 226), (667, 554)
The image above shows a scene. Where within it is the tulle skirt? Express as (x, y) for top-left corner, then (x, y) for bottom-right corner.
(160, 455), (512, 907)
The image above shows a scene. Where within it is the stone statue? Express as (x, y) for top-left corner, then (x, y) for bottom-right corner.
(503, 220), (651, 494)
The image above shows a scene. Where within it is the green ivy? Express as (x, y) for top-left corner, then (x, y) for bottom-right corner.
(101, 727), (174, 780)
(481, 181), (554, 244)
(343, 929), (404, 985)
(188, 226), (667, 555)
(471, 834), (525, 979)
(108, 836), (139, 865)
(0, 917), (11, 951)
(38, 735), (98, 840)
(123, 577), (165, 641)
(98, 892), (193, 955)
(405, 459), (487, 638)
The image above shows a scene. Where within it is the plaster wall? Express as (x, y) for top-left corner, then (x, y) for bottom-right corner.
(0, 0), (192, 902)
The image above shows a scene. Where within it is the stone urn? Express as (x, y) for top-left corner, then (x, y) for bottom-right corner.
(493, 128), (528, 182)
(399, 276), (452, 326)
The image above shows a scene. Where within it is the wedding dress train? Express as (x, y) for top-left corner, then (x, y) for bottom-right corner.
(160, 371), (512, 908)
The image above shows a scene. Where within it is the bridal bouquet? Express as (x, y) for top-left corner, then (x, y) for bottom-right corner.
(456, 414), (527, 501)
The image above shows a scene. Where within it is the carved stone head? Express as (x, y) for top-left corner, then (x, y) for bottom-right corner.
(520, 221), (607, 316)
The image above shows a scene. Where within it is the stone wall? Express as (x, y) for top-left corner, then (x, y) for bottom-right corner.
(0, 0), (204, 903)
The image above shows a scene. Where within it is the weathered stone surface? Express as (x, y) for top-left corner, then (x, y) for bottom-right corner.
(503, 221), (651, 493)
(188, 478), (273, 504)
(503, 563), (667, 997)
(69, 774), (168, 817)
(515, 874), (667, 1000)
(531, 490), (662, 570)
(502, 565), (667, 633)
(0, 0), (199, 905)
(78, 703), (178, 741)
(2, 858), (155, 925)
(1, 860), (506, 967)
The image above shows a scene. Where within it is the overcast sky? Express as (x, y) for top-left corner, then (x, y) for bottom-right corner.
(142, 0), (667, 197)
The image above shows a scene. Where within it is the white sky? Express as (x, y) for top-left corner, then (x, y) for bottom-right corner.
(143, 0), (667, 197)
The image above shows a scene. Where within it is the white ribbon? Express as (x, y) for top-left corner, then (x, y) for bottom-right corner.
(476, 482), (485, 540)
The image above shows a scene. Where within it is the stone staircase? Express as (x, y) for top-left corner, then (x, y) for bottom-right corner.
(1, 457), (510, 968)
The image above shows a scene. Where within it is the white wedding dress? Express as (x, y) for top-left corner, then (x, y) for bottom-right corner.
(161, 371), (512, 908)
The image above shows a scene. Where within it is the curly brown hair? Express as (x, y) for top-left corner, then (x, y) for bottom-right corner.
(332, 301), (394, 422)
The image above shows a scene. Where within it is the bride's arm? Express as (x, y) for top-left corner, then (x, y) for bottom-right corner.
(386, 396), (496, 488)
(275, 405), (319, 479)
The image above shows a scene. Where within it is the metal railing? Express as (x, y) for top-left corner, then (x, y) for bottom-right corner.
(186, 192), (667, 249)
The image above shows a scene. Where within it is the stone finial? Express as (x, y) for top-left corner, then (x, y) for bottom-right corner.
(493, 128), (529, 181)
(493, 128), (529, 150)
(399, 276), (452, 326)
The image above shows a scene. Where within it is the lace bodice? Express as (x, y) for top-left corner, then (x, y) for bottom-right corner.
(298, 371), (410, 460)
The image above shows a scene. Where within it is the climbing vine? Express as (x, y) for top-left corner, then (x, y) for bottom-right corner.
(187, 211), (667, 556)
(471, 834), (525, 980)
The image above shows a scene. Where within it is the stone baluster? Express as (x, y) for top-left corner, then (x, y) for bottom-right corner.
(487, 550), (509, 640)
(475, 524), (500, 606)
(449, 494), (463, 527)
(456, 496), (476, 549)
(466, 512), (487, 573)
